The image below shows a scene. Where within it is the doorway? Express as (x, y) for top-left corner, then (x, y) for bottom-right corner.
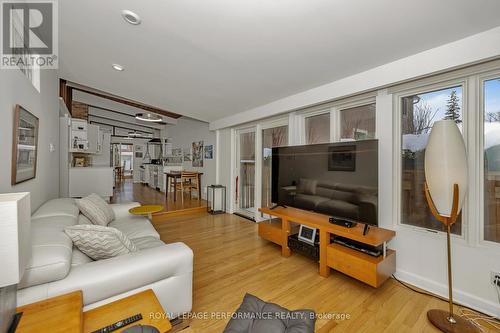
(235, 129), (256, 219)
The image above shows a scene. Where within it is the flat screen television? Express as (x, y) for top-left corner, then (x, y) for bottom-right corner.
(271, 140), (378, 226)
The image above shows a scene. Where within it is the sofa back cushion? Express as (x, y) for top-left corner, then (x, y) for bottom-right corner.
(75, 194), (115, 226)
(32, 198), (80, 220)
(18, 221), (73, 289)
(330, 189), (358, 204)
(297, 179), (317, 195)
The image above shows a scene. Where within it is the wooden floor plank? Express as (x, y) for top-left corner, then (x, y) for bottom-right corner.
(151, 212), (495, 333)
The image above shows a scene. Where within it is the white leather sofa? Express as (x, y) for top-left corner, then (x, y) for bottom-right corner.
(17, 198), (193, 318)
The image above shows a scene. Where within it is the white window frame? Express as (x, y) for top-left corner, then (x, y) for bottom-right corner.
(478, 69), (500, 250)
(334, 97), (377, 142)
(392, 78), (469, 242)
(300, 108), (332, 145)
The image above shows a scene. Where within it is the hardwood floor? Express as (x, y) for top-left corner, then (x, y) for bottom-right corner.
(153, 213), (497, 333)
(111, 179), (207, 216)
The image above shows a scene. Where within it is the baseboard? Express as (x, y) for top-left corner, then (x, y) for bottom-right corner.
(395, 269), (500, 317)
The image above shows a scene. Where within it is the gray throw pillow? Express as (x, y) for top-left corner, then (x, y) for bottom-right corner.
(64, 225), (137, 260)
(223, 294), (316, 333)
(75, 193), (115, 226)
(297, 179), (317, 195)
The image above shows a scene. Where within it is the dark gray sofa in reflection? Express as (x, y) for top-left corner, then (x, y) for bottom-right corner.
(281, 179), (377, 224)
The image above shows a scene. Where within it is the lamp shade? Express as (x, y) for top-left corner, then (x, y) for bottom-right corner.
(424, 120), (467, 217)
(0, 192), (31, 287)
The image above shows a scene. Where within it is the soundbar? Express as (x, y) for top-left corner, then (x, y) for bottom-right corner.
(329, 217), (357, 228)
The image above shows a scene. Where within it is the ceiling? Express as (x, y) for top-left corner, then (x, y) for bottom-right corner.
(59, 0), (500, 123)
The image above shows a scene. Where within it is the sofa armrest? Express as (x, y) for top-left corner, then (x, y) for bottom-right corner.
(45, 242), (193, 306)
(109, 202), (141, 220)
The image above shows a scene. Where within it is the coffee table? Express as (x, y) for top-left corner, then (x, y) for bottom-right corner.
(129, 205), (164, 220)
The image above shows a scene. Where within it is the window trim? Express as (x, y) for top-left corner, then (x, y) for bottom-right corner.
(335, 99), (377, 142)
(478, 69), (500, 249)
(302, 110), (332, 145)
(393, 78), (469, 241)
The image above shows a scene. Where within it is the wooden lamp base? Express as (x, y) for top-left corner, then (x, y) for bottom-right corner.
(427, 309), (480, 333)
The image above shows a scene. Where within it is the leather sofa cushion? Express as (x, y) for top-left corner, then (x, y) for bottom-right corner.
(223, 294), (315, 333)
(18, 222), (73, 289)
(32, 198), (80, 219)
(109, 216), (160, 240)
(131, 236), (165, 250)
(294, 194), (329, 211)
(330, 189), (358, 204)
(78, 214), (93, 225)
(315, 200), (358, 219)
(31, 215), (78, 229)
(297, 179), (317, 195)
(71, 247), (93, 267)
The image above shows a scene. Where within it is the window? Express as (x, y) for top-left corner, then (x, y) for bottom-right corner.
(262, 125), (288, 208)
(401, 86), (463, 234)
(305, 113), (330, 144)
(484, 78), (500, 243)
(340, 104), (376, 140)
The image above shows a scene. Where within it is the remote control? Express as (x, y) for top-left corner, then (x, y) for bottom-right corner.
(92, 313), (143, 333)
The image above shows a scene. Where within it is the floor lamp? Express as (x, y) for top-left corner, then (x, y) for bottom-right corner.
(424, 120), (479, 333)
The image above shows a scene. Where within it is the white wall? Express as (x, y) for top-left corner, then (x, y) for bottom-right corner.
(166, 117), (216, 199)
(216, 128), (233, 212)
(210, 26), (500, 130)
(212, 46), (500, 316)
(0, 69), (60, 212)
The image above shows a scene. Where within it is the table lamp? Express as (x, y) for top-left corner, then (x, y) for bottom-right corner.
(424, 120), (478, 333)
(0, 192), (31, 333)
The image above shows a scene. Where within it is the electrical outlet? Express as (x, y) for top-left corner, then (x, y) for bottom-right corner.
(491, 271), (500, 286)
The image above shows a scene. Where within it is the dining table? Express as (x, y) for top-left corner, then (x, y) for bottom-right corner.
(165, 171), (204, 202)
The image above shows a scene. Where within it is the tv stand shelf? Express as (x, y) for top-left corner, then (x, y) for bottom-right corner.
(258, 206), (396, 288)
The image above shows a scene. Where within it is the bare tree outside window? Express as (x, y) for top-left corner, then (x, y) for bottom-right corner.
(401, 86), (463, 234)
(340, 104), (376, 140)
(483, 78), (500, 243)
(305, 113), (330, 144)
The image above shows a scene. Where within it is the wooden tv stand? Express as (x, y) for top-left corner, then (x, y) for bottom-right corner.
(258, 206), (396, 288)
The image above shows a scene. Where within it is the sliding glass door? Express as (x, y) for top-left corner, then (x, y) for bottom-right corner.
(261, 125), (288, 208)
(235, 129), (256, 217)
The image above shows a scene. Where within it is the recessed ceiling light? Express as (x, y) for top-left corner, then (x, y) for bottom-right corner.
(135, 113), (162, 122)
(122, 10), (141, 25)
(112, 64), (124, 71)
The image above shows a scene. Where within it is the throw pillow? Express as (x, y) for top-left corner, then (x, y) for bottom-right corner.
(223, 293), (316, 333)
(75, 193), (115, 226)
(64, 225), (137, 260)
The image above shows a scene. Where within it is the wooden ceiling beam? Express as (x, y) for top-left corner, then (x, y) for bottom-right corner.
(66, 81), (181, 119)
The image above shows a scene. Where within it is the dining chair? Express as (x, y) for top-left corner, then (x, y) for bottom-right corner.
(171, 171), (200, 203)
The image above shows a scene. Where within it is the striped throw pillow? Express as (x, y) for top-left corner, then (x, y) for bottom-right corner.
(64, 225), (137, 260)
(75, 193), (115, 226)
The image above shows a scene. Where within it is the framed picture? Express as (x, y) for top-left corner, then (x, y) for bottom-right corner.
(328, 145), (356, 172)
(204, 145), (213, 159)
(298, 225), (317, 245)
(192, 141), (204, 167)
(12, 105), (39, 185)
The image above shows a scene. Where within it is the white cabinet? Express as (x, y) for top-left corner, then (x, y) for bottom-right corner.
(70, 120), (101, 154)
(87, 124), (100, 154)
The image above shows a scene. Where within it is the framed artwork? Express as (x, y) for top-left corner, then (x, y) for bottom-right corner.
(328, 145), (356, 172)
(183, 148), (192, 162)
(192, 141), (204, 167)
(12, 105), (39, 185)
(204, 145), (213, 159)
